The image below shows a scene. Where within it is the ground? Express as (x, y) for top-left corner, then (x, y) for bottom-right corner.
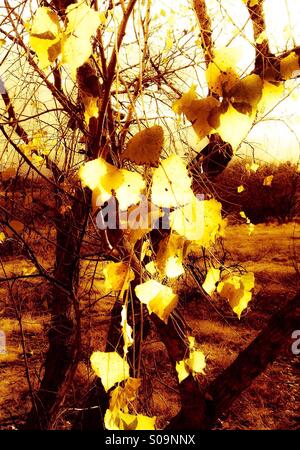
(0, 223), (299, 430)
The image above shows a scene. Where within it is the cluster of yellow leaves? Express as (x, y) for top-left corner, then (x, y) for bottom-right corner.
(28, 3), (101, 77)
(173, 45), (290, 150)
(217, 272), (255, 319)
(121, 126), (164, 167)
(20, 130), (51, 160)
(90, 354), (156, 430)
(79, 151), (226, 326)
(79, 157), (145, 211)
(176, 336), (206, 383)
(135, 280), (178, 324)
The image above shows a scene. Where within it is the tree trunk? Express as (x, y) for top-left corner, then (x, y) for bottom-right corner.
(168, 290), (300, 429)
(25, 188), (90, 429)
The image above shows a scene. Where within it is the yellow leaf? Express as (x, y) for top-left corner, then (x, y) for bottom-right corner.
(82, 95), (99, 123)
(171, 197), (224, 247)
(202, 267), (220, 296)
(122, 201), (162, 246)
(188, 349), (206, 375)
(99, 12), (107, 25)
(173, 88), (220, 140)
(109, 377), (141, 415)
(121, 305), (133, 355)
(121, 126), (164, 167)
(206, 47), (241, 96)
(145, 261), (157, 276)
(240, 211), (247, 219)
(256, 30), (267, 45)
(165, 32), (173, 52)
(280, 52), (300, 80)
(151, 154), (193, 208)
(135, 280), (178, 324)
(156, 233), (185, 279)
(258, 81), (284, 114)
(263, 175), (273, 186)
(62, 2), (101, 77)
(103, 262), (135, 292)
(0, 232), (6, 242)
(176, 360), (189, 383)
(217, 103), (254, 150)
(29, 7), (61, 69)
(246, 162), (259, 172)
(79, 157), (145, 210)
(176, 339), (206, 383)
(229, 74), (263, 113)
(0, 39), (5, 48)
(237, 185), (245, 193)
(165, 256), (185, 279)
(90, 351), (130, 392)
(105, 409), (156, 430)
(217, 272), (255, 318)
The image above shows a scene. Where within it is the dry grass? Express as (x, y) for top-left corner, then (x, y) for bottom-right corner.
(0, 223), (299, 429)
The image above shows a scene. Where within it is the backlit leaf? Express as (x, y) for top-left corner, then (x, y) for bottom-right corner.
(29, 7), (61, 69)
(121, 126), (164, 167)
(202, 267), (220, 296)
(121, 305), (134, 355)
(280, 52), (300, 80)
(206, 47), (241, 96)
(173, 87), (220, 140)
(263, 175), (273, 186)
(151, 154), (193, 208)
(217, 272), (255, 318)
(156, 233), (185, 279)
(103, 262), (135, 292)
(79, 157), (145, 210)
(62, 2), (101, 77)
(90, 351), (130, 392)
(135, 280), (178, 323)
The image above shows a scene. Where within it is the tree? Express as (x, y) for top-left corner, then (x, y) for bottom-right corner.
(0, 0), (299, 430)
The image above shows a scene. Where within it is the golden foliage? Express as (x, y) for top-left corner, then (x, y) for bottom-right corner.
(135, 280), (178, 323)
(90, 351), (130, 392)
(103, 262), (135, 292)
(121, 126), (164, 167)
(151, 154), (193, 208)
(217, 272), (255, 318)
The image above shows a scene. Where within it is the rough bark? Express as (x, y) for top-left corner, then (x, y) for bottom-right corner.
(25, 188), (90, 429)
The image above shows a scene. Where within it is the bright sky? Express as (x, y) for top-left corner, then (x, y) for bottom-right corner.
(1, 0), (300, 165)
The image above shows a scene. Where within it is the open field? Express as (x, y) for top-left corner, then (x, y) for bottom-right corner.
(0, 223), (299, 429)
